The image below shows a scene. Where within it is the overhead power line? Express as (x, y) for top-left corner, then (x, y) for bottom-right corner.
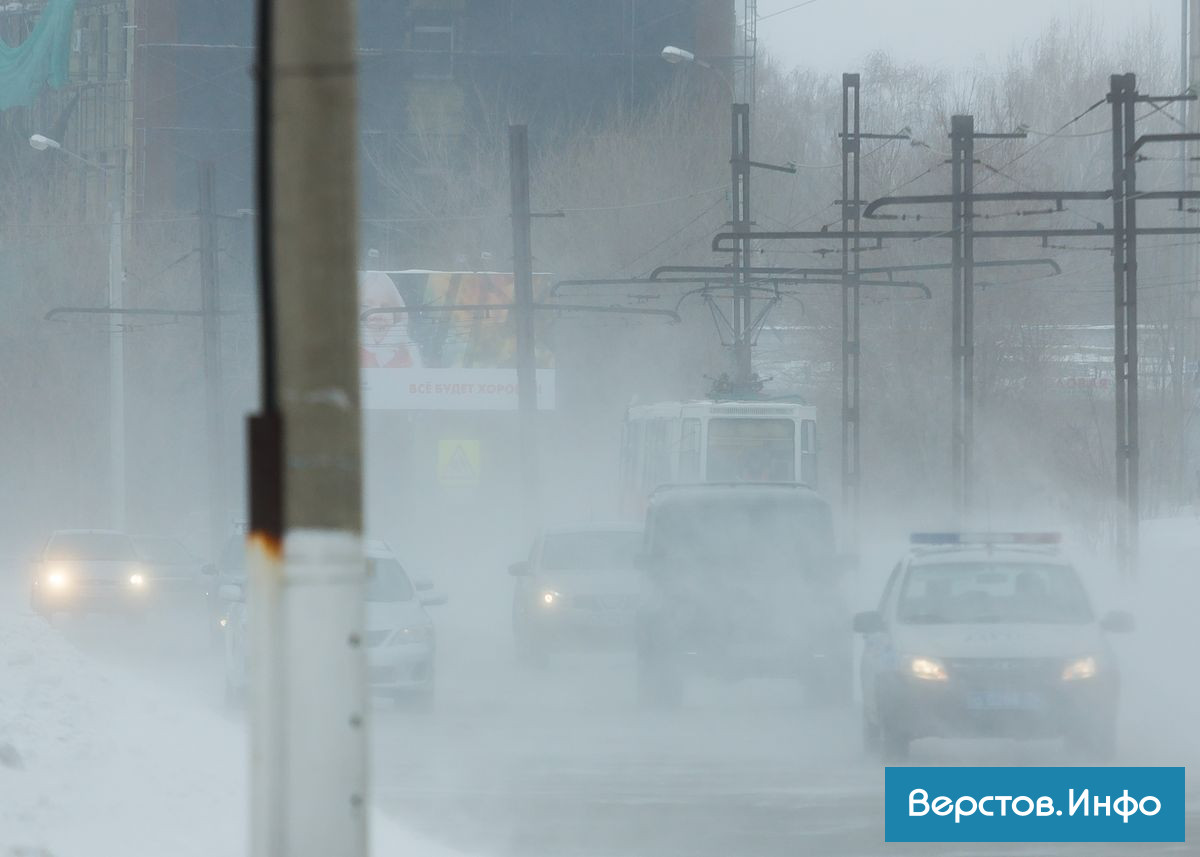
(973, 97), (1107, 189)
(757, 0), (821, 23)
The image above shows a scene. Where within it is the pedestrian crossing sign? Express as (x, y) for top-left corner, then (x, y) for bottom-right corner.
(437, 439), (480, 486)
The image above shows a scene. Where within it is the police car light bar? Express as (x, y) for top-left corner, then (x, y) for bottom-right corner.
(910, 532), (1061, 545)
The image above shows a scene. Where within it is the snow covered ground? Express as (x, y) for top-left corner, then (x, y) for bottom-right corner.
(0, 587), (465, 857)
(0, 605), (244, 855)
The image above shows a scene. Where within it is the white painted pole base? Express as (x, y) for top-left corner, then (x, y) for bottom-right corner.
(250, 529), (367, 857)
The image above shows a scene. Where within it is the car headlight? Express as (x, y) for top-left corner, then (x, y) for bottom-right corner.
(909, 656), (949, 682)
(128, 572), (146, 588)
(539, 589), (563, 607)
(45, 568), (70, 590)
(389, 625), (433, 645)
(1062, 655), (1098, 681)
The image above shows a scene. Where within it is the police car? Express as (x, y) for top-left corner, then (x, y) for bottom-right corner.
(853, 533), (1133, 760)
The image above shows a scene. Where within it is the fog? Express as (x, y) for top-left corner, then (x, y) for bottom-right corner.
(2, 1), (1199, 855)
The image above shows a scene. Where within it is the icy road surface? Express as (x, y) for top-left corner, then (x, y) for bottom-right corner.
(372, 637), (1200, 857)
(369, 521), (1200, 857)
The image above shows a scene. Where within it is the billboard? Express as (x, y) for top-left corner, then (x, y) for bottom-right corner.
(359, 270), (555, 411)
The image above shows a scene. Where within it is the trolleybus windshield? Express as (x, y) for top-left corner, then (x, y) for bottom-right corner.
(706, 418), (796, 482)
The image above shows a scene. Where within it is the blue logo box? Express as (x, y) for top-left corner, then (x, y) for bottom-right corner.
(885, 766), (1185, 842)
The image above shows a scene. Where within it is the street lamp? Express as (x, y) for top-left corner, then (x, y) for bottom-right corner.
(662, 44), (740, 107)
(31, 133), (112, 171)
(29, 133), (126, 532)
(661, 45), (707, 68)
(29, 133), (58, 151)
(661, 45), (734, 97)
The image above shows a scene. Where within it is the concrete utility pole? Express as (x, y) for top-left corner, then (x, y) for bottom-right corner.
(1101, 75), (1198, 573)
(838, 74), (909, 545)
(1178, 0), (1200, 509)
(509, 125), (540, 527)
(949, 115), (974, 520)
(659, 49), (793, 397)
(732, 102), (753, 392)
(107, 173), (125, 532)
(728, 104), (796, 397)
(1171, 0), (1186, 510)
(841, 75), (862, 540)
(198, 161), (225, 559)
(1102, 73), (1199, 573)
(1109, 74), (1137, 576)
(947, 116), (1028, 522)
(249, 0), (366, 856)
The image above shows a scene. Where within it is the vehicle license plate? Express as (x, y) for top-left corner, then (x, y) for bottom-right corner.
(966, 690), (1042, 710)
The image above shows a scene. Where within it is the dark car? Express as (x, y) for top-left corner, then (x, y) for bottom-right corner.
(509, 523), (642, 664)
(853, 533), (1134, 761)
(634, 483), (851, 708)
(30, 529), (152, 617)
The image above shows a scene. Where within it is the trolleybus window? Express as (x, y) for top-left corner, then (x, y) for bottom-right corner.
(679, 418), (701, 481)
(706, 418), (795, 482)
(800, 419), (817, 485)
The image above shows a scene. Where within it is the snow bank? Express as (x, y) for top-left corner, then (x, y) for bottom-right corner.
(0, 608), (465, 857)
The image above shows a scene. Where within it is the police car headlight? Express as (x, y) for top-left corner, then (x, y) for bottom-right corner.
(539, 589), (563, 607)
(1061, 655), (1098, 681)
(909, 656), (949, 682)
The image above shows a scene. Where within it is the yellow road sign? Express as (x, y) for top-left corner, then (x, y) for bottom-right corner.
(438, 439), (480, 485)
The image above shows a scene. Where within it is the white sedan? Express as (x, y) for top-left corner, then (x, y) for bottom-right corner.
(221, 540), (446, 707)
